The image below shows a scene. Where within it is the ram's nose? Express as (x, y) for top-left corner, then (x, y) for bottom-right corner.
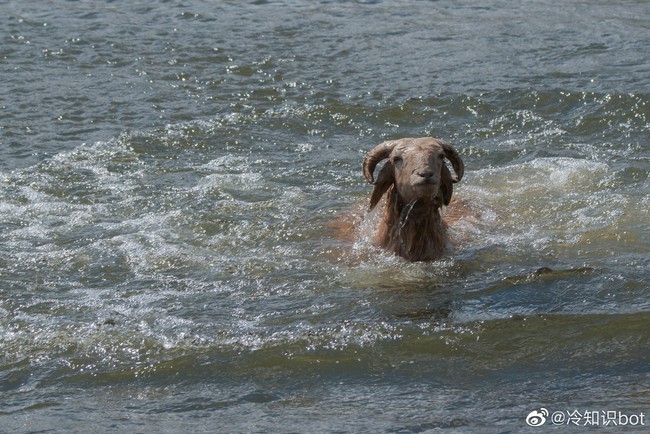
(415, 169), (439, 186)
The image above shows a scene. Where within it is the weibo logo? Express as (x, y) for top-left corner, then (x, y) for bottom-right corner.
(526, 408), (549, 427)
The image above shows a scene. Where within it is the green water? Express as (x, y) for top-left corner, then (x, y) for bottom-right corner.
(1, 1), (648, 432)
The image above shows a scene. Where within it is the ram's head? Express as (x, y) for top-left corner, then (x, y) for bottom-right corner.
(362, 137), (464, 211)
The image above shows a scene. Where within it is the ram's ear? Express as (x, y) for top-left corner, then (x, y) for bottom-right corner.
(437, 163), (454, 206)
(369, 161), (394, 211)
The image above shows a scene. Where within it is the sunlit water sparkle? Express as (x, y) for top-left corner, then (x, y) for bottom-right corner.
(1, 0), (649, 432)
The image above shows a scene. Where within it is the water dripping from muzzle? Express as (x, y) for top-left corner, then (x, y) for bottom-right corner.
(398, 199), (420, 248)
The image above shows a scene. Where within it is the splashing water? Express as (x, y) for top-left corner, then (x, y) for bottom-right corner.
(1, 0), (649, 432)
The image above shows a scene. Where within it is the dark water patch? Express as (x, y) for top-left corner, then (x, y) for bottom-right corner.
(1, 0), (649, 431)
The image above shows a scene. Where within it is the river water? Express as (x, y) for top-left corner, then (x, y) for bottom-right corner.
(1, 1), (649, 432)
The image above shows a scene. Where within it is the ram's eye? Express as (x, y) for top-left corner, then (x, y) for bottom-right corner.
(392, 156), (403, 167)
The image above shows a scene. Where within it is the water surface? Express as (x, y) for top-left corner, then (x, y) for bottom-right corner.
(1, 0), (649, 432)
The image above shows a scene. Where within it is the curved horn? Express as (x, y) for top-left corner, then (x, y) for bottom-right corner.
(438, 140), (464, 183)
(362, 140), (399, 184)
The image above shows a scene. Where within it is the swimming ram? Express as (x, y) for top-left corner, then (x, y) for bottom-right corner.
(362, 137), (464, 261)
